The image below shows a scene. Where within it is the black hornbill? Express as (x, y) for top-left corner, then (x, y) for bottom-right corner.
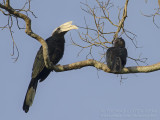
(106, 37), (127, 72)
(23, 21), (78, 113)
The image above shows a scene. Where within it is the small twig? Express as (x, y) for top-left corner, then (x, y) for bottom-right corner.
(16, 17), (25, 29)
(0, 8), (9, 15)
(9, 25), (19, 62)
(141, 9), (160, 28)
(122, 28), (138, 48)
(128, 56), (148, 66)
(0, 24), (8, 30)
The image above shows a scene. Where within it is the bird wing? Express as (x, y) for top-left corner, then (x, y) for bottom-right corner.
(106, 47), (127, 71)
(118, 48), (127, 66)
(31, 36), (64, 79)
(106, 47), (115, 69)
(50, 47), (64, 65)
(31, 46), (45, 79)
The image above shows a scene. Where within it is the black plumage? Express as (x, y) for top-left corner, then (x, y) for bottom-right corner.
(106, 37), (127, 72)
(23, 21), (78, 113)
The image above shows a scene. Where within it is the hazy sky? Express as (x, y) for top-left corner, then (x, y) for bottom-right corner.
(1, 0), (160, 120)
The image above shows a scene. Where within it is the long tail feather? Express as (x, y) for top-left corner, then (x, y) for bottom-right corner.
(23, 78), (38, 113)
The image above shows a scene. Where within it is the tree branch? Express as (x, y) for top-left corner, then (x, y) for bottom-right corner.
(52, 59), (160, 74)
(0, 1), (52, 68)
(1, 0), (160, 75)
(113, 0), (129, 40)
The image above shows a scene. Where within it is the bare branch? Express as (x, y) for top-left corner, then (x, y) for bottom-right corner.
(141, 8), (160, 28)
(52, 59), (160, 74)
(0, 8), (9, 15)
(128, 56), (148, 66)
(0, 24), (8, 30)
(16, 17), (25, 29)
(78, 0), (114, 51)
(1, 0), (159, 76)
(113, 0), (129, 40)
(6, 0), (10, 7)
(0, 1), (52, 68)
(76, 0), (132, 62)
(122, 28), (138, 48)
(8, 23), (19, 62)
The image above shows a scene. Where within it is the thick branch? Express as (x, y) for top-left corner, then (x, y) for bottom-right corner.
(52, 59), (160, 74)
(0, 2), (52, 68)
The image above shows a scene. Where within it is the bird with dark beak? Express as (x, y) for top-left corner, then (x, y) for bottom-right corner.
(106, 37), (127, 72)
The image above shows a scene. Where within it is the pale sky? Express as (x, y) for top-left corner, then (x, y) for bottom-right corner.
(1, 0), (160, 120)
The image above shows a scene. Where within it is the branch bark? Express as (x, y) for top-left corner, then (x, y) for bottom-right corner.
(0, 1), (52, 68)
(52, 59), (160, 74)
(113, 0), (129, 40)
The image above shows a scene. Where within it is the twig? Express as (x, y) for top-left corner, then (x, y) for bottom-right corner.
(0, 0), (52, 68)
(141, 9), (160, 28)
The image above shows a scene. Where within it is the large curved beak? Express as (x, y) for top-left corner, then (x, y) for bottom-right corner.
(59, 21), (78, 31)
(52, 21), (78, 35)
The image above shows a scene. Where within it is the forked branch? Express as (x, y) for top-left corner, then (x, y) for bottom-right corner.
(1, 0), (160, 74)
(113, 0), (129, 40)
(0, 0), (52, 68)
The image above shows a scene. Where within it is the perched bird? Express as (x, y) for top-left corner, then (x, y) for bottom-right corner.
(106, 37), (127, 72)
(23, 21), (78, 113)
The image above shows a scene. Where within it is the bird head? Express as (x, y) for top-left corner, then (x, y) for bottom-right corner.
(113, 37), (125, 48)
(52, 21), (78, 37)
